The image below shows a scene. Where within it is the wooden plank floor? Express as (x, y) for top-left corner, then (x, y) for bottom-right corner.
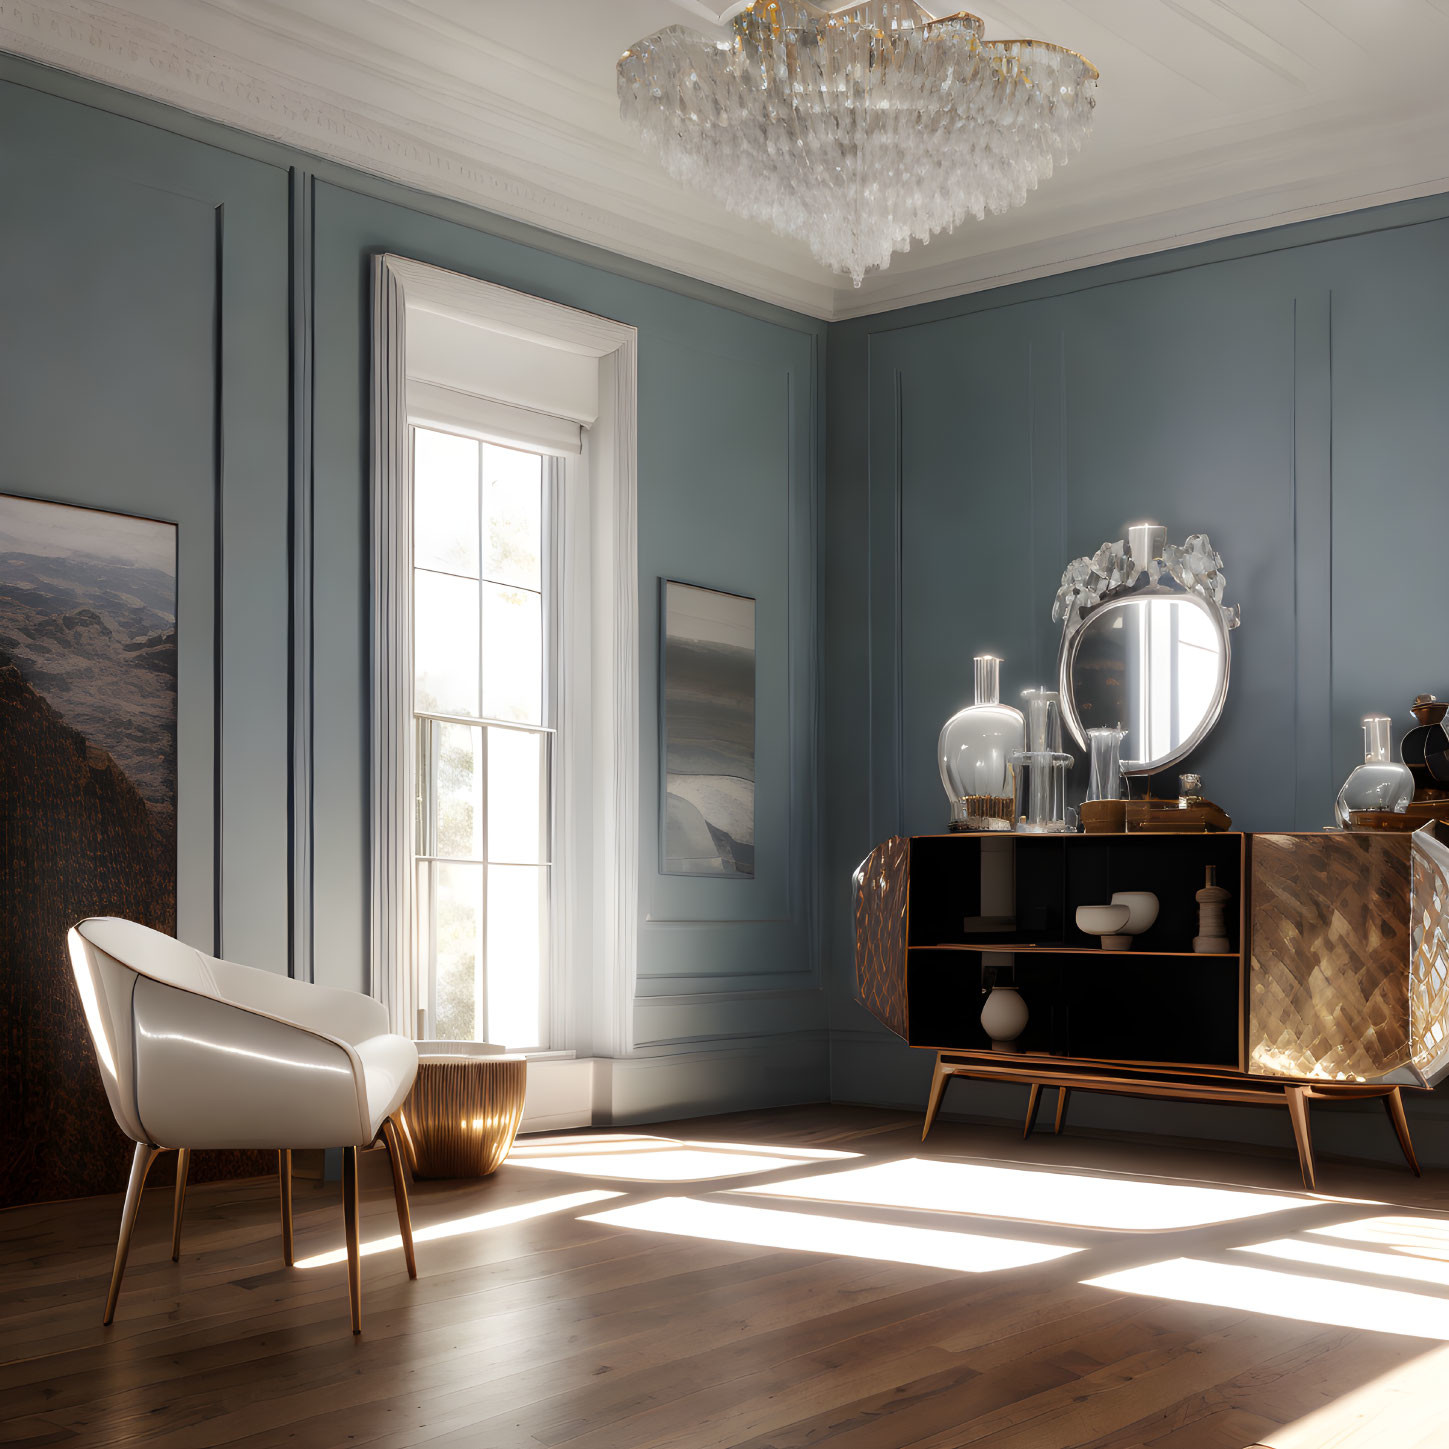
(5, 1104), (1449, 1449)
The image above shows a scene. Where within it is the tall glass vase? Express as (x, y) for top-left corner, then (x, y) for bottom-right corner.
(938, 656), (1025, 831)
(1013, 688), (1073, 833)
(1087, 726), (1128, 802)
(1334, 715), (1414, 827)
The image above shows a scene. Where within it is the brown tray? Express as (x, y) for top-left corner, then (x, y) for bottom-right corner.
(1125, 799), (1232, 833)
(1080, 800), (1128, 834)
(1350, 800), (1449, 831)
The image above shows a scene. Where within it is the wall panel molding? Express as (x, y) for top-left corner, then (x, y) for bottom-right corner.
(289, 166), (315, 981)
(1292, 290), (1335, 830)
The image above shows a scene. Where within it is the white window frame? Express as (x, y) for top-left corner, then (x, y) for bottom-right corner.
(409, 427), (558, 1050)
(371, 253), (638, 1059)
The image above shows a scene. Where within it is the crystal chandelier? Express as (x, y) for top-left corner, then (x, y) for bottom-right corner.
(618, 2), (1098, 287)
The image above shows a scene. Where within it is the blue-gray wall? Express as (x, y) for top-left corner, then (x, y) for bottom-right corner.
(0, 54), (827, 1116)
(8, 46), (1449, 1157)
(825, 199), (1449, 1162)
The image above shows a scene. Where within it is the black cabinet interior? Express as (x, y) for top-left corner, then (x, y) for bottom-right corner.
(903, 833), (1245, 1069)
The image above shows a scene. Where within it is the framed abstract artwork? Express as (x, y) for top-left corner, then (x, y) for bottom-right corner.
(659, 579), (756, 877)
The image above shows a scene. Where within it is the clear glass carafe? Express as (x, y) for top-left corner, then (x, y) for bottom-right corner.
(1087, 726), (1128, 802)
(1334, 715), (1415, 827)
(938, 656), (1025, 831)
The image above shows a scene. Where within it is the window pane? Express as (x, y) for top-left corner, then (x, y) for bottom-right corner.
(481, 583), (542, 724)
(414, 429), (479, 577)
(483, 444), (542, 590)
(415, 569), (479, 717)
(487, 727), (546, 864)
(435, 722), (483, 860)
(420, 859), (482, 1042)
(487, 864), (546, 1049)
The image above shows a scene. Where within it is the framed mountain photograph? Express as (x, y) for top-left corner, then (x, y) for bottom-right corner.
(0, 493), (178, 1204)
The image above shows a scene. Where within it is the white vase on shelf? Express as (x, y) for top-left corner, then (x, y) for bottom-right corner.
(980, 985), (1028, 1053)
(1110, 891), (1159, 937)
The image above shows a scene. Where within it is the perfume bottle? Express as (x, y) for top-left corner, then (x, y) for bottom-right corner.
(1334, 715), (1414, 827)
(938, 656), (1026, 832)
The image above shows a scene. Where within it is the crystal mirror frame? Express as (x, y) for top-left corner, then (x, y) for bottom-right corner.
(1053, 524), (1241, 777)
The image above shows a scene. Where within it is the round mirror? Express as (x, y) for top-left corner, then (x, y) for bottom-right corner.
(1059, 592), (1229, 774)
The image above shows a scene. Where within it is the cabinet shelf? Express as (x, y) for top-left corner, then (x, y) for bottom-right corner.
(912, 942), (1240, 959)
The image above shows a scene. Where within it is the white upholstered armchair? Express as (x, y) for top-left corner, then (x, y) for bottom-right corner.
(67, 917), (420, 1333)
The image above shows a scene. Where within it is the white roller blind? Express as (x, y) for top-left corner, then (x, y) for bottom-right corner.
(407, 305), (598, 423)
(406, 379), (582, 456)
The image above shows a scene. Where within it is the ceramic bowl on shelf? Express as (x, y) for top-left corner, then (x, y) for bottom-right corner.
(1110, 890), (1159, 937)
(1076, 902), (1132, 950)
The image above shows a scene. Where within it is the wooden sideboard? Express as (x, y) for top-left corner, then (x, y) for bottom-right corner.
(853, 824), (1449, 1186)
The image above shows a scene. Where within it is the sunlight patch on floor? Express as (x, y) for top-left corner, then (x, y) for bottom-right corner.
(293, 1189), (621, 1269)
(582, 1195), (1079, 1273)
(508, 1135), (858, 1182)
(1086, 1257), (1449, 1339)
(1309, 1216), (1449, 1262)
(739, 1157), (1316, 1231)
(1239, 1235), (1449, 1289)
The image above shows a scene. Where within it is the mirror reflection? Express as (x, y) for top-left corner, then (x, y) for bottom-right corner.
(1068, 596), (1225, 772)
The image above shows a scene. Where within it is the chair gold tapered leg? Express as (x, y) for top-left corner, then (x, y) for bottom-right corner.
(278, 1149), (294, 1267)
(1286, 1086), (1316, 1191)
(1054, 1087), (1071, 1136)
(1022, 1083), (1043, 1140)
(922, 1055), (951, 1142)
(342, 1145), (362, 1334)
(170, 1148), (190, 1262)
(104, 1143), (163, 1325)
(381, 1116), (417, 1279)
(1383, 1087), (1422, 1177)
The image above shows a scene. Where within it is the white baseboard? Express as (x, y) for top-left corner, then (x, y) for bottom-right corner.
(519, 1056), (596, 1134)
(593, 1033), (830, 1126)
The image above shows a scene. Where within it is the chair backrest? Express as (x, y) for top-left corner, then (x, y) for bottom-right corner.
(67, 917), (226, 1143)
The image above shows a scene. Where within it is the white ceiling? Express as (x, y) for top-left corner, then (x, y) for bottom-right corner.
(6, 1), (1449, 319)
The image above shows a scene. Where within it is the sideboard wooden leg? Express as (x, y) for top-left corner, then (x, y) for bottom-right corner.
(1285, 1087), (1316, 1190)
(1383, 1087), (1422, 1177)
(922, 1056), (951, 1142)
(1022, 1083), (1043, 1140)
(1054, 1087), (1071, 1136)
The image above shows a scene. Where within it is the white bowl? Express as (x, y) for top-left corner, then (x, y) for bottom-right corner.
(1110, 891), (1159, 935)
(1076, 903), (1130, 937)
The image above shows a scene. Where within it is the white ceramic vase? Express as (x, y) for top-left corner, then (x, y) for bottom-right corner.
(1110, 890), (1159, 939)
(980, 985), (1029, 1053)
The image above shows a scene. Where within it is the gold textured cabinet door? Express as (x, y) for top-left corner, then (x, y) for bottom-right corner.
(853, 836), (910, 1041)
(1249, 833), (1412, 1081)
(1411, 821), (1449, 1086)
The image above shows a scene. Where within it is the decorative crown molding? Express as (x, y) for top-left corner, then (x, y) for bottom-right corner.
(6, 1), (1449, 321)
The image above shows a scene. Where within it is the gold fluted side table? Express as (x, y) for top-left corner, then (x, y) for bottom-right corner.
(396, 1052), (528, 1179)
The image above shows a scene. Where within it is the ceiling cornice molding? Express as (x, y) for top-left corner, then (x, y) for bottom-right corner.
(5, 1), (1449, 322)
(0, 0), (837, 317)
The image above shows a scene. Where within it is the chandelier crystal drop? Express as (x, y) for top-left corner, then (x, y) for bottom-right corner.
(617, 1), (1098, 287)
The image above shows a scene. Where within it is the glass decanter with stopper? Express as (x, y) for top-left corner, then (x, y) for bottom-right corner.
(938, 655), (1025, 831)
(1334, 715), (1414, 827)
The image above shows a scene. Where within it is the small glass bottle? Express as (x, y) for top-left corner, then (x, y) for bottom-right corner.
(938, 656), (1025, 832)
(1334, 715), (1415, 827)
